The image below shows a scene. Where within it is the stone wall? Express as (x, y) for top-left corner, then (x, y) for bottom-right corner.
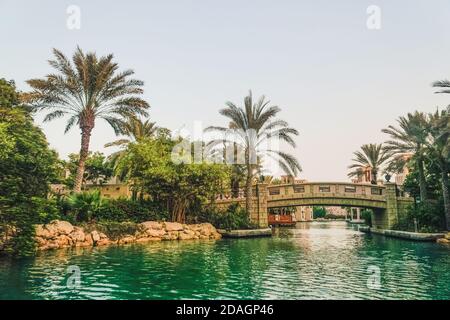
(35, 220), (222, 251)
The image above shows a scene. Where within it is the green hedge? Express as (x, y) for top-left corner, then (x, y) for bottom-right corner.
(195, 203), (257, 231)
(92, 199), (169, 223)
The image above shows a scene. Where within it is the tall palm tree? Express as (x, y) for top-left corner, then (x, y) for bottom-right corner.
(348, 144), (389, 184)
(206, 91), (301, 215)
(432, 81), (450, 157)
(26, 47), (150, 192)
(427, 108), (450, 230)
(382, 112), (429, 201)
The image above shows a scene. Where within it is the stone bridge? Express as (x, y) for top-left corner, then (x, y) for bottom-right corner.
(214, 182), (413, 230)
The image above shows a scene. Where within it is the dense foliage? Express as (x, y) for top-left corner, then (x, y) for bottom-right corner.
(396, 158), (446, 232)
(115, 137), (230, 223)
(63, 152), (113, 188)
(0, 79), (59, 255)
(195, 204), (256, 231)
(312, 206), (327, 219)
(92, 198), (168, 222)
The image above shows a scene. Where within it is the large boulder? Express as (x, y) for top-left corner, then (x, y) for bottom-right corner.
(437, 237), (450, 244)
(118, 235), (136, 245)
(146, 229), (166, 238)
(48, 220), (74, 235)
(141, 221), (163, 231)
(164, 222), (184, 232)
(162, 231), (179, 240)
(91, 231), (101, 243)
(70, 227), (86, 242)
(191, 223), (216, 235)
(56, 235), (73, 247)
(178, 230), (196, 240)
(35, 225), (53, 239)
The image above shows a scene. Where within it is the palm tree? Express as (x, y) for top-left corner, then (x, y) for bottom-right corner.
(427, 108), (450, 230)
(432, 81), (450, 159)
(106, 116), (158, 200)
(206, 91), (301, 215)
(348, 144), (389, 184)
(105, 116), (157, 149)
(26, 47), (150, 192)
(382, 112), (429, 201)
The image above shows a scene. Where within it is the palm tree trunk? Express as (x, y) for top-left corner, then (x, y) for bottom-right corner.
(245, 163), (253, 216)
(231, 174), (240, 198)
(73, 127), (93, 192)
(371, 169), (377, 185)
(440, 162), (450, 231)
(417, 157), (427, 201)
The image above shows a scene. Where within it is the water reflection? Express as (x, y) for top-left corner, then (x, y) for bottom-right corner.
(0, 222), (448, 300)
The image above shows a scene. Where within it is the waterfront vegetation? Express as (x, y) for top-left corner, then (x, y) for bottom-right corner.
(0, 47), (449, 256)
(349, 107), (449, 232)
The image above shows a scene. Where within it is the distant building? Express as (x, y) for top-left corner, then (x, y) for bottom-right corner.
(294, 206), (313, 221)
(83, 182), (132, 199)
(325, 206), (347, 217)
(351, 166), (372, 184)
(394, 154), (413, 185)
(51, 176), (133, 199)
(280, 175), (307, 184)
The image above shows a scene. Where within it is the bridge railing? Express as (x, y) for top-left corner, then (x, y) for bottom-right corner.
(266, 182), (385, 198)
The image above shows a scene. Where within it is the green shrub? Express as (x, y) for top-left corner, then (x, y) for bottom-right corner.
(94, 221), (143, 241)
(65, 190), (106, 222)
(313, 206), (326, 219)
(361, 209), (373, 227)
(393, 201), (445, 233)
(197, 203), (257, 231)
(33, 196), (61, 224)
(324, 213), (345, 220)
(92, 199), (169, 222)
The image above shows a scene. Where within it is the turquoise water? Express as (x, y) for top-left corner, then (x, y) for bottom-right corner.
(0, 221), (448, 300)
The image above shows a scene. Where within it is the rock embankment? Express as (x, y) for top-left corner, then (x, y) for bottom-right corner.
(35, 220), (221, 251)
(436, 232), (450, 245)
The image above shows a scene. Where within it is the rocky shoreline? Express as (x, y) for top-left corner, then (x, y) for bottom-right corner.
(35, 220), (222, 251)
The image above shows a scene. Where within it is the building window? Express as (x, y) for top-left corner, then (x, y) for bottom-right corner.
(294, 186), (305, 193)
(269, 188), (281, 195)
(371, 187), (382, 195)
(319, 186), (330, 192)
(344, 186), (356, 193)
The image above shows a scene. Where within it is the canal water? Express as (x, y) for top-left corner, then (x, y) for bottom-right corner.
(0, 221), (448, 300)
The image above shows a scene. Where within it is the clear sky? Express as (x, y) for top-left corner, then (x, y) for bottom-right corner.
(1, 0), (450, 181)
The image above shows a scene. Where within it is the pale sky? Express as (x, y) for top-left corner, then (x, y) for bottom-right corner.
(1, 0), (450, 181)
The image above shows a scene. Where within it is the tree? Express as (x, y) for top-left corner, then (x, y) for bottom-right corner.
(382, 112), (430, 201)
(206, 91), (301, 215)
(348, 144), (388, 184)
(0, 80), (59, 255)
(106, 116), (157, 148)
(427, 108), (450, 230)
(116, 137), (230, 223)
(105, 116), (158, 175)
(26, 47), (150, 192)
(313, 206), (326, 219)
(63, 152), (113, 188)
